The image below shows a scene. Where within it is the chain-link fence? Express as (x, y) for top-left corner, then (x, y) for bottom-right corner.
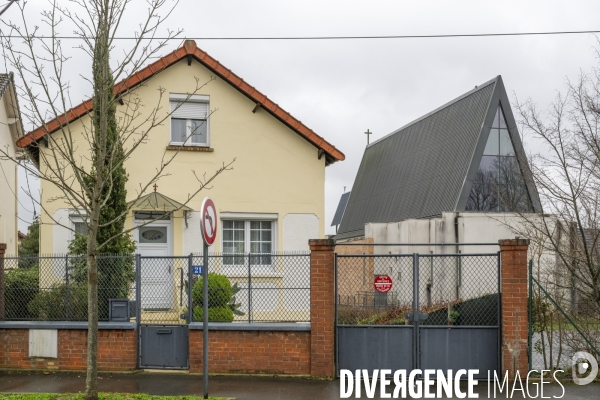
(529, 262), (600, 371)
(190, 252), (311, 323)
(419, 254), (499, 326)
(336, 253), (500, 326)
(0, 252), (310, 324)
(0, 254), (136, 322)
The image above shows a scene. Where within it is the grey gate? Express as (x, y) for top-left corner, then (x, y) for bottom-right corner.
(136, 255), (190, 369)
(336, 251), (500, 378)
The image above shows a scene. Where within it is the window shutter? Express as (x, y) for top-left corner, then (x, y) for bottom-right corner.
(170, 101), (208, 119)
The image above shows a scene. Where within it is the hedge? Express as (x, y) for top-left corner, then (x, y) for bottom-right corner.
(4, 267), (39, 320)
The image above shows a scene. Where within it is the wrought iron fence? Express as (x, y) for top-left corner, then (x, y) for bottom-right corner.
(336, 253), (500, 326)
(0, 252), (310, 324)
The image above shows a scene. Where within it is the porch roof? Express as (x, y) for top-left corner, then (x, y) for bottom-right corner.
(128, 192), (193, 212)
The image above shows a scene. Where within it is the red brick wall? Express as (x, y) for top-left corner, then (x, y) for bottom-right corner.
(309, 239), (335, 378)
(0, 329), (136, 371)
(0, 329), (29, 369)
(499, 238), (529, 379)
(189, 330), (310, 375)
(0, 239), (339, 376)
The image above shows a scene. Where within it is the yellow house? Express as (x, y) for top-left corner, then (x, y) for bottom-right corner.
(0, 73), (23, 256)
(16, 40), (345, 259)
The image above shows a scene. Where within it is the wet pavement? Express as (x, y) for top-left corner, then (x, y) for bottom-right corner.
(0, 370), (598, 399)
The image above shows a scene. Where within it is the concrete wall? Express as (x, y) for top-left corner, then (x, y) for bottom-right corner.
(38, 58), (326, 255)
(358, 212), (557, 306)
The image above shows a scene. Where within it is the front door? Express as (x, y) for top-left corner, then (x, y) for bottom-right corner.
(136, 221), (173, 310)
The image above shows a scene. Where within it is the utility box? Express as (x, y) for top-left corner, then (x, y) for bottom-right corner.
(109, 299), (130, 322)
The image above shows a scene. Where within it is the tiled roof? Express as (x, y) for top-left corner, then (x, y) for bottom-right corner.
(16, 40), (345, 165)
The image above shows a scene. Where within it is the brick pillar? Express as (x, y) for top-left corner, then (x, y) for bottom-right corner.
(0, 243), (6, 320)
(309, 239), (335, 378)
(499, 238), (529, 379)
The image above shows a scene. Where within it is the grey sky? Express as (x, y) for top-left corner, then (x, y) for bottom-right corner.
(6, 0), (600, 234)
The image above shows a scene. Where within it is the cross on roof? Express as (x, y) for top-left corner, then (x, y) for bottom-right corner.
(153, 183), (158, 192)
(365, 129), (372, 145)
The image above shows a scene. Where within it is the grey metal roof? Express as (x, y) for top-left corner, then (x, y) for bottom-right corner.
(331, 191), (351, 226)
(337, 76), (541, 238)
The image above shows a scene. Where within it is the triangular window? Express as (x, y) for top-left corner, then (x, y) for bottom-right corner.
(465, 106), (533, 212)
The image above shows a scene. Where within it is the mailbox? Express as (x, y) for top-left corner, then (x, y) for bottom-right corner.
(109, 299), (130, 322)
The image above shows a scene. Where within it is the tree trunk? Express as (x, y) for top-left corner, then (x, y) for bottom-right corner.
(85, 247), (99, 399)
(85, 195), (102, 399)
(86, 2), (111, 398)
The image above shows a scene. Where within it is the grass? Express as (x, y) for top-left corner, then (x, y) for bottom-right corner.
(0, 394), (223, 400)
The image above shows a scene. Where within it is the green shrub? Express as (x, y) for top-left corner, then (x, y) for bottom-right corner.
(192, 306), (234, 322)
(184, 273), (243, 323)
(193, 273), (233, 308)
(27, 283), (88, 321)
(4, 267), (39, 320)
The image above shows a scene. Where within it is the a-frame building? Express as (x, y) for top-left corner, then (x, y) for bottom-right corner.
(336, 76), (541, 239)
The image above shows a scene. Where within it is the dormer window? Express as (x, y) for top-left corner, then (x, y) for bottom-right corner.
(169, 94), (209, 146)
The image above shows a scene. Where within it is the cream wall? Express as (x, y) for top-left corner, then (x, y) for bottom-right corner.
(38, 59), (326, 255)
(0, 91), (18, 255)
(362, 212), (557, 305)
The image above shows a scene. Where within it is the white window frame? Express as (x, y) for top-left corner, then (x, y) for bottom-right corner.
(69, 214), (88, 241)
(220, 214), (278, 269)
(169, 94), (210, 147)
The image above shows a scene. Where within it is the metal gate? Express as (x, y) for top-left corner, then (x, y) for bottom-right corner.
(136, 255), (191, 369)
(336, 251), (500, 378)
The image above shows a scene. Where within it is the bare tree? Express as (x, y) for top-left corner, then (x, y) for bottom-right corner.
(0, 1), (233, 398)
(511, 47), (600, 361)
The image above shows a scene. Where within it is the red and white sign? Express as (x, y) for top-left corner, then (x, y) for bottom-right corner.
(201, 197), (217, 246)
(374, 275), (393, 293)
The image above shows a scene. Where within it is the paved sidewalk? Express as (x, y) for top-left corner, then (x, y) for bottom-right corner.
(0, 370), (598, 399)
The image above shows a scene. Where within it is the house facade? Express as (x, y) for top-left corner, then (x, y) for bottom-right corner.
(0, 73), (23, 255)
(17, 40), (344, 258)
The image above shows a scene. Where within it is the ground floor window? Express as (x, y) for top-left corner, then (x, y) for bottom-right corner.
(223, 220), (274, 265)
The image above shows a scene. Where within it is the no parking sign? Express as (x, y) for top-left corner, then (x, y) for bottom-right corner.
(374, 275), (393, 293)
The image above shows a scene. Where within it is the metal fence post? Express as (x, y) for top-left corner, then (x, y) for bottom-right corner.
(498, 251), (502, 375)
(202, 244), (209, 399)
(0, 244), (5, 321)
(528, 259), (533, 370)
(65, 254), (70, 321)
(135, 253), (141, 369)
(247, 252), (252, 324)
(188, 253), (193, 323)
(412, 253), (419, 371)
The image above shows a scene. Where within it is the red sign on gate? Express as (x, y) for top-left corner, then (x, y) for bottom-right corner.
(374, 275), (393, 293)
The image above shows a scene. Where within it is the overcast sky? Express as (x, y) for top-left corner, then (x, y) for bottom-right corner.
(6, 0), (600, 234)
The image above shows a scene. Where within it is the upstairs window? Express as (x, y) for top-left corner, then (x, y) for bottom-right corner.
(170, 94), (209, 146)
